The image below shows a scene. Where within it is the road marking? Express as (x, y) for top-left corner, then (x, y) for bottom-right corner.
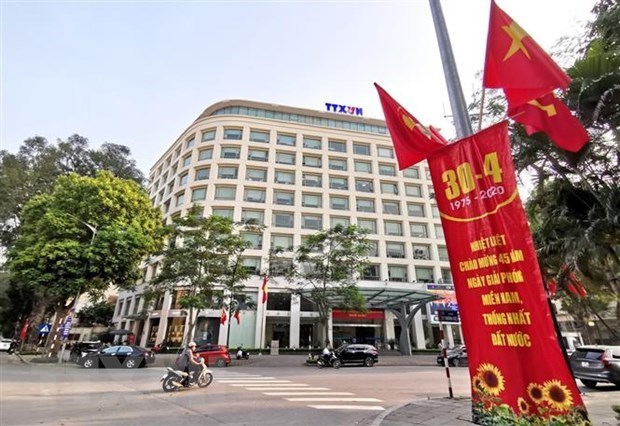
(286, 397), (383, 402)
(230, 383), (308, 387)
(308, 405), (385, 411)
(219, 380), (291, 383)
(263, 392), (354, 396)
(245, 387), (329, 391)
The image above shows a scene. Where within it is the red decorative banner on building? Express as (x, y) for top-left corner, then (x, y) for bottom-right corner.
(426, 122), (589, 424)
(332, 309), (385, 321)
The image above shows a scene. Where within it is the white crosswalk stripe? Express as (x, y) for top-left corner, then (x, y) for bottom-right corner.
(216, 373), (385, 411)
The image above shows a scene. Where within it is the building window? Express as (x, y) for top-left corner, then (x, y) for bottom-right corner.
(302, 155), (322, 168)
(179, 173), (189, 186)
(415, 267), (434, 283)
(434, 224), (445, 239)
(270, 258), (294, 277)
(266, 292), (291, 310)
(328, 158), (347, 171)
(329, 195), (349, 210)
(388, 265), (407, 282)
(329, 176), (348, 190)
(353, 143), (370, 155)
(330, 216), (350, 228)
(195, 168), (210, 181)
(271, 234), (294, 251)
(357, 218), (376, 233)
(354, 161), (372, 173)
(212, 207), (234, 219)
(242, 233), (263, 249)
(276, 151), (296, 165)
(378, 146), (394, 158)
(356, 199), (375, 213)
(413, 244), (431, 260)
(244, 188), (266, 203)
(403, 167), (420, 179)
(302, 193), (322, 208)
(431, 205), (440, 218)
(274, 190), (294, 206)
(191, 188), (207, 202)
(202, 129), (216, 142)
(384, 221), (403, 236)
(198, 148), (213, 161)
(274, 170), (295, 185)
(379, 163), (396, 176)
(302, 214), (322, 230)
(182, 155), (192, 168)
(367, 241), (379, 256)
(218, 166), (238, 179)
(386, 242), (405, 258)
(302, 173), (322, 187)
(214, 186), (236, 200)
(303, 137), (321, 149)
(383, 201), (401, 215)
(438, 246), (449, 261)
(241, 209), (264, 225)
(224, 128), (243, 140)
(405, 184), (422, 197)
(381, 182), (398, 195)
(355, 179), (373, 192)
(277, 133), (296, 146)
(186, 137), (195, 149)
(175, 192), (185, 206)
(241, 257), (261, 275)
(328, 139), (346, 153)
(221, 146), (241, 159)
(250, 130), (270, 143)
(410, 223), (428, 238)
(362, 265), (380, 281)
(441, 268), (453, 283)
(248, 149), (268, 162)
(273, 212), (294, 228)
(246, 168), (267, 182)
(407, 203), (425, 217)
(424, 168), (432, 180)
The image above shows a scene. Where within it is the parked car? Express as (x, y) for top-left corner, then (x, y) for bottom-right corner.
(0, 337), (12, 352)
(333, 343), (379, 367)
(436, 345), (468, 367)
(569, 345), (620, 388)
(69, 341), (101, 362)
(78, 345), (155, 369)
(193, 343), (231, 367)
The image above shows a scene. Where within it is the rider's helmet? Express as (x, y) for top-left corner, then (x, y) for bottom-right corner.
(189, 341), (197, 348)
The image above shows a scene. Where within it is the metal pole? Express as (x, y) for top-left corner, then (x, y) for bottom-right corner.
(439, 322), (454, 398)
(429, 0), (473, 139)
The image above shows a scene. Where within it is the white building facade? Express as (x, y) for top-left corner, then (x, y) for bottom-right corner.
(113, 100), (463, 350)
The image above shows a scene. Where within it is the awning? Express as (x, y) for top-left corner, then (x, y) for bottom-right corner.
(299, 286), (440, 310)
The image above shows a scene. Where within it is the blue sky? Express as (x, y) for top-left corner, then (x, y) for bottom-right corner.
(1, 0), (595, 174)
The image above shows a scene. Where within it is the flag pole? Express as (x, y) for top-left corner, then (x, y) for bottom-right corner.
(428, 0), (473, 138)
(477, 89), (486, 131)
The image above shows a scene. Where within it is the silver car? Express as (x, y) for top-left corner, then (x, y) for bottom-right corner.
(569, 345), (620, 388)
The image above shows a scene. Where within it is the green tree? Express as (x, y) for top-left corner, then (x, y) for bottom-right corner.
(7, 171), (163, 349)
(76, 300), (115, 327)
(0, 135), (144, 248)
(149, 208), (256, 346)
(287, 224), (371, 343)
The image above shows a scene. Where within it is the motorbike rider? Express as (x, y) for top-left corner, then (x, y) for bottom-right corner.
(181, 342), (202, 386)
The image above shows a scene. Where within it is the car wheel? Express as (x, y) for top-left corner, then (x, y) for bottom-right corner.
(215, 358), (227, 368)
(83, 358), (95, 369)
(364, 357), (375, 367)
(331, 359), (342, 369)
(580, 379), (597, 388)
(125, 358), (137, 369)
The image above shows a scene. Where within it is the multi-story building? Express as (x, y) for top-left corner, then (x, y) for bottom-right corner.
(113, 99), (463, 350)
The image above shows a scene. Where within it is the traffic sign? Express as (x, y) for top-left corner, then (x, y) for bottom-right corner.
(38, 323), (51, 334)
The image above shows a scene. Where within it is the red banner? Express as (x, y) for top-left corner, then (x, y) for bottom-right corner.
(427, 122), (588, 424)
(332, 309), (384, 321)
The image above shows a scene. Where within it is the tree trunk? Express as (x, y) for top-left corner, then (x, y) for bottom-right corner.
(26, 300), (48, 347)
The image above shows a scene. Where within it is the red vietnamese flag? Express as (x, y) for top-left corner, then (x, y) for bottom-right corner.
(261, 275), (269, 304)
(375, 83), (447, 170)
(509, 93), (589, 152)
(233, 309), (241, 324)
(483, 0), (570, 107)
(220, 308), (227, 325)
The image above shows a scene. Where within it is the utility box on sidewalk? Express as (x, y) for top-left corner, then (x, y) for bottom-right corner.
(270, 340), (279, 355)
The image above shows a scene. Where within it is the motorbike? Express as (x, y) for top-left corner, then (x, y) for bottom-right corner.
(316, 350), (341, 369)
(236, 346), (250, 360)
(161, 359), (214, 392)
(7, 340), (19, 355)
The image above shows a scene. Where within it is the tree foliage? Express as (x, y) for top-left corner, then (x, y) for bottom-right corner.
(76, 300), (115, 327)
(0, 135), (144, 248)
(287, 224), (371, 340)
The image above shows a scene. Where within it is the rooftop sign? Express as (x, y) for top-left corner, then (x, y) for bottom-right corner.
(325, 103), (363, 116)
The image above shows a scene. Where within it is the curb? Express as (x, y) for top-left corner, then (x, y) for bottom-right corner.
(15, 354), (31, 365)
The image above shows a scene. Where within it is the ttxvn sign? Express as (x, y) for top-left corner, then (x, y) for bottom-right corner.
(325, 103), (363, 116)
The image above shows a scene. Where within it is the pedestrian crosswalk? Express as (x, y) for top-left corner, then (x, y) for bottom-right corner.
(216, 373), (385, 411)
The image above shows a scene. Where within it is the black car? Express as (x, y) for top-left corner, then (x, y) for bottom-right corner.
(569, 345), (620, 388)
(334, 344), (379, 367)
(69, 341), (101, 362)
(79, 345), (155, 369)
(436, 346), (468, 367)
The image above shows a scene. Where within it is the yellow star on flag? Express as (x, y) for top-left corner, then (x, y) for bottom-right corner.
(502, 21), (531, 61)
